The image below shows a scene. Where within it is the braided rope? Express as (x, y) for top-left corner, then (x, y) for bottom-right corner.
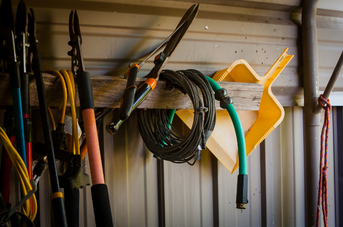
(316, 94), (332, 227)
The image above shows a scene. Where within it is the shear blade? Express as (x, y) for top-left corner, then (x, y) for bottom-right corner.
(69, 10), (82, 44)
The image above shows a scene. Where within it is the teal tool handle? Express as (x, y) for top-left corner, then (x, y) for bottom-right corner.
(11, 88), (27, 166)
(8, 61), (26, 166)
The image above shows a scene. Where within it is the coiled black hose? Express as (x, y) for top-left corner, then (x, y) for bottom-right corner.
(138, 69), (216, 165)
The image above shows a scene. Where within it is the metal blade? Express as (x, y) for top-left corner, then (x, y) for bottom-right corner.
(69, 10), (74, 42)
(74, 10), (82, 44)
(145, 3), (199, 79)
(162, 3), (199, 58)
(28, 8), (36, 38)
(137, 19), (186, 69)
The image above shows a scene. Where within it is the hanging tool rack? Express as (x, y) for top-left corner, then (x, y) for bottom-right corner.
(0, 73), (264, 110)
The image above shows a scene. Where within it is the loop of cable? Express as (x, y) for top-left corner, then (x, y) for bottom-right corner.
(137, 69), (216, 165)
(0, 127), (37, 221)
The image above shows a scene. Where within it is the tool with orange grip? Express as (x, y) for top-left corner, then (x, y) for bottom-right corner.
(119, 21), (186, 121)
(106, 3), (199, 134)
(68, 10), (113, 227)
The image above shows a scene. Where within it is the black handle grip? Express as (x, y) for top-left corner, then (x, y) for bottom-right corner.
(119, 66), (139, 120)
(77, 71), (94, 110)
(65, 189), (80, 227)
(127, 65), (138, 86)
(21, 72), (30, 115)
(106, 82), (153, 135)
(91, 184), (113, 227)
(8, 62), (21, 89)
(119, 86), (136, 120)
(51, 197), (68, 227)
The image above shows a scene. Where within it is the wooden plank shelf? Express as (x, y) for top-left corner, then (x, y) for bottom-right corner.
(0, 73), (263, 110)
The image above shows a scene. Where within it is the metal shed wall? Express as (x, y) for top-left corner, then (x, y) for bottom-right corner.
(1, 0), (343, 226)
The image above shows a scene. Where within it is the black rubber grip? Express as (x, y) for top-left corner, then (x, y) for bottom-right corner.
(119, 86), (136, 120)
(20, 73), (30, 115)
(132, 82), (152, 109)
(51, 197), (68, 227)
(8, 62), (21, 89)
(127, 66), (138, 87)
(77, 71), (94, 110)
(91, 184), (113, 227)
(65, 189), (80, 227)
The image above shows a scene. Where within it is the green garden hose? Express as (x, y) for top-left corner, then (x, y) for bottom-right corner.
(205, 76), (247, 175)
(205, 75), (248, 209)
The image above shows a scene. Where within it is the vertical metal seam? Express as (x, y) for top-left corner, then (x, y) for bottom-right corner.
(211, 154), (219, 227)
(143, 147), (148, 227)
(291, 107), (297, 227)
(335, 107), (343, 226)
(199, 160), (203, 227)
(260, 141), (267, 227)
(124, 121), (130, 226)
(157, 159), (165, 227)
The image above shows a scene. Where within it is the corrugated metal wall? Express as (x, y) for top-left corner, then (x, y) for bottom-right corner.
(1, 0), (343, 226)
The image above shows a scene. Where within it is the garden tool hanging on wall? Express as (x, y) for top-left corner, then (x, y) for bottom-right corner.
(15, 0), (32, 182)
(28, 8), (68, 227)
(106, 3), (200, 134)
(68, 9), (114, 227)
(0, 0), (27, 167)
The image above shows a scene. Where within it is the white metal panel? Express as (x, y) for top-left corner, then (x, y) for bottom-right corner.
(2, 0), (343, 226)
(103, 110), (157, 227)
(292, 107), (306, 227)
(263, 126), (282, 227)
(164, 118), (202, 227)
(217, 144), (262, 226)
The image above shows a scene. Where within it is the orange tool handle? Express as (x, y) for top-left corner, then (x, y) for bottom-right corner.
(82, 109), (104, 185)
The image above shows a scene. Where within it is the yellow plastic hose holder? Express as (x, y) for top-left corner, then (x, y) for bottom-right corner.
(177, 48), (293, 173)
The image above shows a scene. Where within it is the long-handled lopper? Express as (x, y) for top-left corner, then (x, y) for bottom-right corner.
(0, 0), (27, 166)
(15, 0), (32, 181)
(28, 8), (68, 227)
(106, 3), (199, 134)
(68, 10), (113, 227)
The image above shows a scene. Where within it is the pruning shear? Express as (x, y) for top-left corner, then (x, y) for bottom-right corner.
(106, 3), (199, 134)
(68, 10), (114, 227)
(0, 0), (27, 165)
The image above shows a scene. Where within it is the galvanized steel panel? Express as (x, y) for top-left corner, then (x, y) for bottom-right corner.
(1, 0), (343, 226)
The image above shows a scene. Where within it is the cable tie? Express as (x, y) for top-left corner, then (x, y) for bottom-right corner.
(195, 107), (208, 114)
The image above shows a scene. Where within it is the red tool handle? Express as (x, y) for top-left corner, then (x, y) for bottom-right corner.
(82, 109), (104, 185)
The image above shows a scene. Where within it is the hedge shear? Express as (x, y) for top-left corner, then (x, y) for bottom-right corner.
(68, 10), (114, 227)
(106, 3), (199, 134)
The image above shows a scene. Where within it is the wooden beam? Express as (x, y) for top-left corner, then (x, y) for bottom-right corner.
(0, 73), (263, 110)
